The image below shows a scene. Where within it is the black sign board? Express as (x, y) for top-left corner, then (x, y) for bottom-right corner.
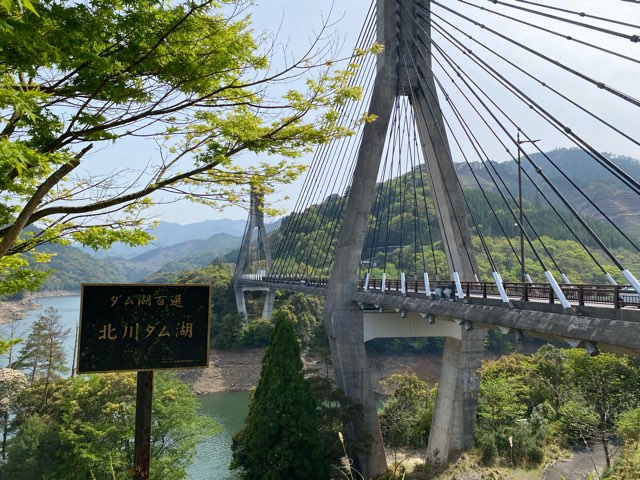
(78, 284), (211, 373)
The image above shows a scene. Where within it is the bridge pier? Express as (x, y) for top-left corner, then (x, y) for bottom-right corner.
(325, 306), (387, 479)
(362, 309), (486, 463)
(428, 329), (486, 463)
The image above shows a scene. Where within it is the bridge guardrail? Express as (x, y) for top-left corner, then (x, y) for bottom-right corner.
(244, 274), (640, 309)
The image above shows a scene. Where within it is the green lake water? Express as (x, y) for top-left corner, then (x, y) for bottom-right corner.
(1, 296), (249, 479)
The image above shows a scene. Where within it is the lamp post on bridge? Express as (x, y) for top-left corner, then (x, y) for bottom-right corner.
(516, 132), (540, 283)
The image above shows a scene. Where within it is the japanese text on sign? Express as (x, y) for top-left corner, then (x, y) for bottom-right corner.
(78, 284), (211, 373)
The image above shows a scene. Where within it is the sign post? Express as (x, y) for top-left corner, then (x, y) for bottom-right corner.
(134, 371), (153, 479)
(77, 283), (211, 478)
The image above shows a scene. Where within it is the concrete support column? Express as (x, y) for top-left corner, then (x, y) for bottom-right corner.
(235, 286), (247, 318)
(326, 308), (386, 478)
(427, 328), (486, 462)
(323, 31), (396, 475)
(262, 289), (275, 319)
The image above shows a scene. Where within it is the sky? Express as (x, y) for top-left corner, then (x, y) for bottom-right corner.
(81, 0), (640, 225)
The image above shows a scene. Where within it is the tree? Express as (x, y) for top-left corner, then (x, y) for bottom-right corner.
(231, 315), (327, 479)
(2, 372), (218, 479)
(565, 350), (640, 468)
(0, 0), (375, 296)
(0, 368), (28, 459)
(277, 293), (325, 346)
(16, 306), (70, 405)
(475, 353), (546, 467)
(379, 373), (435, 450)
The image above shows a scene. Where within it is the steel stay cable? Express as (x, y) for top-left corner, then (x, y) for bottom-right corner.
(313, 77), (382, 277)
(427, 14), (640, 196)
(405, 26), (551, 272)
(423, 40), (610, 278)
(382, 94), (403, 274)
(410, 104), (440, 276)
(399, 49), (477, 278)
(438, 89), (519, 268)
(454, 0), (640, 65)
(518, 159), (609, 275)
(398, 51), (460, 277)
(427, 19), (640, 254)
(364, 95), (399, 278)
(426, 0), (640, 109)
(275, 43), (378, 276)
(309, 14), (385, 277)
(388, 12), (457, 277)
(428, 11), (640, 152)
(431, 69), (540, 271)
(397, 100), (408, 274)
(508, 0), (640, 30)
(411, 93), (459, 276)
(288, 29), (379, 276)
(403, 99), (425, 278)
(457, 172), (497, 273)
(271, 6), (377, 276)
(396, 20), (496, 275)
(423, 35), (592, 275)
(424, 32), (629, 271)
(398, 17), (480, 278)
(410, 114), (429, 277)
(365, 99), (397, 278)
(476, 0), (640, 41)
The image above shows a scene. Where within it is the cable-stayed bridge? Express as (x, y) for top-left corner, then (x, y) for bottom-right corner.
(233, 0), (640, 477)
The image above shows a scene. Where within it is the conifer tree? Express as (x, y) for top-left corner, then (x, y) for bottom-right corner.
(17, 307), (70, 406)
(231, 314), (328, 480)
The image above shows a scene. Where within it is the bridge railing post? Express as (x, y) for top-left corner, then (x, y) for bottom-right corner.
(548, 285), (554, 304)
(614, 285), (621, 309)
(578, 285), (584, 306)
(523, 282), (529, 302)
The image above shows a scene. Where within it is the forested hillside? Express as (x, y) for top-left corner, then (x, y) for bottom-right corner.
(30, 244), (128, 291)
(456, 148), (640, 238)
(30, 232), (241, 291)
(27, 148), (640, 291)
(268, 148), (640, 283)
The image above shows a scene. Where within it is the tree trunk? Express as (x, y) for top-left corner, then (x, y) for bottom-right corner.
(602, 436), (611, 469)
(2, 411), (8, 460)
(42, 348), (54, 408)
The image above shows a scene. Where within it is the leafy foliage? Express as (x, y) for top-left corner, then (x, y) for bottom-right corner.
(379, 373), (436, 450)
(474, 346), (640, 469)
(3, 372), (218, 479)
(231, 315), (327, 479)
(0, 0), (373, 295)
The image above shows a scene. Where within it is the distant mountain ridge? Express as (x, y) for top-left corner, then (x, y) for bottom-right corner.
(111, 232), (242, 280)
(455, 148), (640, 238)
(35, 224), (244, 291)
(85, 218), (247, 259)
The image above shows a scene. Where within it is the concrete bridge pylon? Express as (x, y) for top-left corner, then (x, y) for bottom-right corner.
(323, 0), (486, 476)
(233, 187), (275, 320)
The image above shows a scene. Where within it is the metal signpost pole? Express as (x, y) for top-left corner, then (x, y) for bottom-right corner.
(134, 371), (154, 480)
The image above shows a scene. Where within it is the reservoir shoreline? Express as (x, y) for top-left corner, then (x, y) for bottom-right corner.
(1, 294), (442, 396)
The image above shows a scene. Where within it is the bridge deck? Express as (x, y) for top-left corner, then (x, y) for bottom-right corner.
(240, 276), (640, 354)
(241, 276), (640, 309)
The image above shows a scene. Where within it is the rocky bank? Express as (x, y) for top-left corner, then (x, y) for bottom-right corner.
(177, 347), (443, 395)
